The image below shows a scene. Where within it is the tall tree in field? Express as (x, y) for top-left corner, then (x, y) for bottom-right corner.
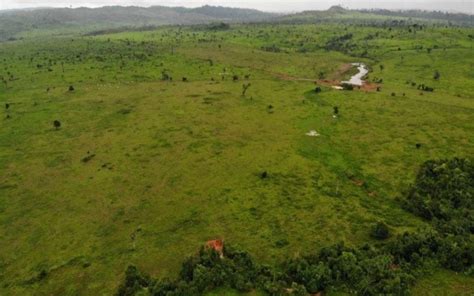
(53, 120), (61, 130)
(242, 83), (251, 96)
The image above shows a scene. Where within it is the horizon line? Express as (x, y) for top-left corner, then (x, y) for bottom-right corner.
(0, 4), (471, 14)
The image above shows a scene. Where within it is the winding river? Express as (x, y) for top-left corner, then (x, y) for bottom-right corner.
(341, 63), (368, 86)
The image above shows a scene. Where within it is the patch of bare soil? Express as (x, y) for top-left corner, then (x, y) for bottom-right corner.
(271, 71), (315, 82)
(330, 63), (353, 80)
(206, 239), (224, 258)
(262, 65), (379, 92)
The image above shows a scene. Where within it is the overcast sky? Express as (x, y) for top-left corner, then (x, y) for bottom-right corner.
(1, 0), (473, 13)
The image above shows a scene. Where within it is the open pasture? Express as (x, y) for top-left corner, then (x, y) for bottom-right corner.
(0, 23), (473, 295)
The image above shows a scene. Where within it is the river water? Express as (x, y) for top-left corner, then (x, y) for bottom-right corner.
(341, 63), (368, 86)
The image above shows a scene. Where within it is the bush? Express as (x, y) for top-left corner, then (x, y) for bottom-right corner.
(116, 266), (150, 296)
(341, 83), (353, 90)
(371, 222), (390, 240)
(53, 120), (61, 129)
(206, 22), (230, 31)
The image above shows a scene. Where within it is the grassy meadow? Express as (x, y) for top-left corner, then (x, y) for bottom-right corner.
(0, 22), (473, 295)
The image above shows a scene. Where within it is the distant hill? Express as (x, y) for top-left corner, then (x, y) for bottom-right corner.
(359, 9), (473, 25)
(277, 5), (473, 26)
(0, 5), (276, 40)
(1, 5), (472, 41)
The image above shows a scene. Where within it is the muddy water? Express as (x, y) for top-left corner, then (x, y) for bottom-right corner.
(341, 63), (368, 86)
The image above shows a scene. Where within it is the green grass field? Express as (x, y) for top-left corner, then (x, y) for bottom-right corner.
(0, 22), (473, 295)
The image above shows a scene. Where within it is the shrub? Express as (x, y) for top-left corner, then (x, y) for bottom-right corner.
(371, 222), (390, 240)
(261, 45), (281, 52)
(161, 71), (171, 81)
(341, 83), (353, 90)
(206, 22), (230, 31)
(116, 265), (150, 296)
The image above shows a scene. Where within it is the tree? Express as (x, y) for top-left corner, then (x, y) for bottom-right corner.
(433, 70), (440, 80)
(5, 103), (9, 109)
(161, 71), (171, 81)
(315, 87), (322, 93)
(371, 222), (390, 240)
(68, 85), (74, 92)
(242, 83), (251, 96)
(53, 120), (61, 130)
(379, 64), (384, 71)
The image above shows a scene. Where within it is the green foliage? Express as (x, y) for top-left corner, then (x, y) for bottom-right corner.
(117, 266), (151, 296)
(122, 247), (276, 295)
(371, 221), (390, 240)
(404, 158), (473, 235)
(205, 22), (231, 31)
(53, 120), (61, 129)
(398, 158), (474, 273)
(341, 83), (354, 90)
(118, 241), (417, 296)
